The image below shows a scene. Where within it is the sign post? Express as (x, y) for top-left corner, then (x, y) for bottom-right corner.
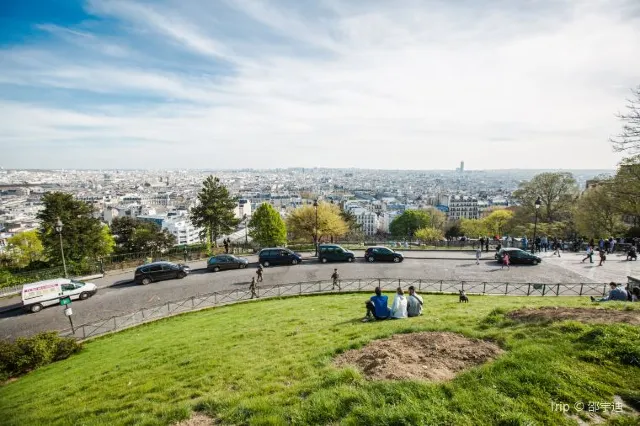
(60, 297), (75, 333)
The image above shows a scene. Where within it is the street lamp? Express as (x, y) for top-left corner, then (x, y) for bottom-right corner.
(243, 214), (248, 246)
(55, 217), (68, 278)
(532, 197), (541, 254)
(313, 200), (319, 257)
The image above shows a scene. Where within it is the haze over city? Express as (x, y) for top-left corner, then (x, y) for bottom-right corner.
(2, 0), (640, 169)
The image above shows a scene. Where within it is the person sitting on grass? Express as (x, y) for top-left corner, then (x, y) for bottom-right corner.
(407, 286), (423, 317)
(631, 287), (640, 302)
(363, 287), (390, 322)
(591, 282), (628, 302)
(390, 287), (408, 319)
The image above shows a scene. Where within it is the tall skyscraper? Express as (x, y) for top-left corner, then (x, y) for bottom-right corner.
(460, 161), (465, 173)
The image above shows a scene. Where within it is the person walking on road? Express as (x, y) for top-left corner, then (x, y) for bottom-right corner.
(256, 264), (264, 282)
(598, 249), (607, 266)
(501, 252), (510, 270)
(582, 245), (594, 263)
(331, 268), (340, 290)
(223, 239), (229, 254)
(485, 237), (489, 252)
(475, 248), (481, 265)
(249, 277), (258, 299)
(552, 238), (561, 257)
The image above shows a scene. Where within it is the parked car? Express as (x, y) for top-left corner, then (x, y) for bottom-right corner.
(22, 278), (98, 313)
(318, 244), (355, 263)
(207, 254), (249, 272)
(259, 248), (302, 267)
(495, 248), (542, 265)
(134, 261), (190, 285)
(364, 246), (404, 263)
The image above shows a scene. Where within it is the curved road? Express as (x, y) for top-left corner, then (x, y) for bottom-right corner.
(1, 251), (636, 339)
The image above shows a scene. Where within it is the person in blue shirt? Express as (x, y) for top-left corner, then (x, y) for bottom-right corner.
(591, 282), (628, 302)
(363, 287), (390, 322)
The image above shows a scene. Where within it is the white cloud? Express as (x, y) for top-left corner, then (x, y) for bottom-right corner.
(1, 0), (639, 169)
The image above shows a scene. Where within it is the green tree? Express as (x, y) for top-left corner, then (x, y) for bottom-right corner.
(414, 227), (445, 244)
(610, 86), (640, 154)
(190, 176), (239, 248)
(5, 230), (44, 268)
(286, 202), (348, 242)
(389, 210), (432, 238)
(111, 217), (176, 254)
(36, 192), (114, 264)
(423, 207), (447, 230)
(460, 218), (489, 237)
(445, 223), (462, 239)
(606, 156), (640, 225)
(483, 209), (514, 236)
(249, 203), (287, 247)
(512, 172), (579, 223)
(574, 185), (626, 239)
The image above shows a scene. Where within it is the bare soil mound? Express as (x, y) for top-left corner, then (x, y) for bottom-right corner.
(508, 307), (640, 325)
(334, 332), (503, 382)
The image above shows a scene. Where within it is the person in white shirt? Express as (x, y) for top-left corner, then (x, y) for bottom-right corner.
(475, 248), (481, 265)
(407, 286), (423, 317)
(390, 287), (408, 319)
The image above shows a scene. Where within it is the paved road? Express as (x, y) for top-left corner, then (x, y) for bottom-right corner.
(1, 250), (637, 339)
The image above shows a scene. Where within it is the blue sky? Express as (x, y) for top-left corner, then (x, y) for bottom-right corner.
(1, 0), (639, 169)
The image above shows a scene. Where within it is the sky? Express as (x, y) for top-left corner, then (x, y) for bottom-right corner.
(1, 0), (639, 170)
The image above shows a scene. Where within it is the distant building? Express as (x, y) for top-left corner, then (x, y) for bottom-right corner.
(447, 196), (478, 221)
(234, 199), (252, 219)
(350, 207), (379, 236)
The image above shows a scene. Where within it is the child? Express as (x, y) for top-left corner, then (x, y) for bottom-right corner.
(501, 252), (510, 270)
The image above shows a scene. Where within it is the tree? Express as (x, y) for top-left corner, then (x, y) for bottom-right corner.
(483, 209), (514, 236)
(414, 227), (445, 244)
(445, 223), (462, 239)
(36, 192), (114, 264)
(423, 207), (447, 230)
(190, 176), (239, 248)
(573, 185), (626, 239)
(512, 172), (579, 223)
(111, 217), (176, 254)
(606, 156), (640, 225)
(460, 219), (489, 237)
(610, 86), (640, 154)
(389, 210), (432, 238)
(5, 230), (44, 268)
(286, 202), (348, 242)
(249, 203), (287, 247)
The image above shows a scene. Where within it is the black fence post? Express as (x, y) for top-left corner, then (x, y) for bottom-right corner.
(527, 283), (531, 296)
(418, 279), (422, 291)
(439, 280), (443, 292)
(483, 282), (486, 295)
(556, 284), (560, 296)
(579, 283), (584, 296)
(505, 283), (509, 295)
(542, 285), (547, 296)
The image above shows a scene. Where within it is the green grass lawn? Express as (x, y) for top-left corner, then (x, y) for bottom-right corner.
(1, 294), (639, 426)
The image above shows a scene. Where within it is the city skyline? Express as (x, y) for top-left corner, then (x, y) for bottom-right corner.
(2, 0), (640, 169)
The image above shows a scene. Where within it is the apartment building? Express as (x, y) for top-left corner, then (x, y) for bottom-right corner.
(447, 195), (479, 221)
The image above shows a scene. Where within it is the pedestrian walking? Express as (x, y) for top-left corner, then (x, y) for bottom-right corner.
(610, 238), (616, 254)
(331, 268), (340, 290)
(249, 277), (258, 299)
(485, 238), (489, 253)
(256, 264), (263, 282)
(223, 239), (229, 254)
(475, 248), (481, 265)
(552, 238), (561, 257)
(598, 249), (607, 266)
(501, 252), (510, 270)
(479, 237), (485, 251)
(582, 245), (594, 263)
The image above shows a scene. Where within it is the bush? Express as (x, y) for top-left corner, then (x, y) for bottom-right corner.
(0, 332), (82, 381)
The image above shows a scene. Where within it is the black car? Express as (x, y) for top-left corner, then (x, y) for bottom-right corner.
(207, 254), (249, 272)
(495, 248), (542, 265)
(134, 261), (190, 285)
(364, 246), (404, 263)
(318, 244), (356, 263)
(258, 248), (302, 267)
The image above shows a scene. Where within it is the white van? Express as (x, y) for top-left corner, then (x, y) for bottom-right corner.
(22, 278), (98, 313)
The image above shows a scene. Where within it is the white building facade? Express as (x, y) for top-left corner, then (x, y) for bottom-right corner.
(447, 196), (479, 221)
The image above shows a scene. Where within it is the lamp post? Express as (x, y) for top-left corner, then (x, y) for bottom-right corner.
(532, 197), (541, 254)
(313, 200), (319, 257)
(55, 217), (68, 278)
(243, 214), (248, 247)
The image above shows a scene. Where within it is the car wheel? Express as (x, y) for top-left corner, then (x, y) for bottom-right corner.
(532, 260), (539, 265)
(263, 261), (270, 267)
(291, 259), (298, 265)
(141, 277), (151, 285)
(321, 257), (328, 263)
(30, 303), (43, 313)
(347, 257), (354, 263)
(368, 256), (375, 263)
(393, 257), (400, 263)
(239, 263), (246, 269)
(212, 266), (220, 273)
(178, 271), (187, 278)
(79, 292), (90, 300)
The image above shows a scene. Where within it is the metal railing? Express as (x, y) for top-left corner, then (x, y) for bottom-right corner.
(59, 279), (610, 341)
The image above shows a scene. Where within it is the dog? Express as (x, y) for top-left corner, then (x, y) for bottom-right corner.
(459, 290), (469, 303)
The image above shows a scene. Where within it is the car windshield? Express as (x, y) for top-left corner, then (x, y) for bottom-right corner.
(70, 280), (85, 286)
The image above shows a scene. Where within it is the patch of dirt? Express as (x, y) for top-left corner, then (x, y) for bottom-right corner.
(174, 413), (215, 426)
(508, 307), (640, 325)
(334, 332), (503, 382)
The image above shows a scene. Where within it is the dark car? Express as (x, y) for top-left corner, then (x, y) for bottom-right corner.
(495, 248), (542, 265)
(364, 246), (404, 263)
(134, 261), (190, 285)
(318, 244), (355, 263)
(259, 248), (302, 267)
(207, 254), (249, 272)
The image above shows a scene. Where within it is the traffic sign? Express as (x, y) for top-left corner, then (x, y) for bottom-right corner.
(59, 296), (72, 306)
